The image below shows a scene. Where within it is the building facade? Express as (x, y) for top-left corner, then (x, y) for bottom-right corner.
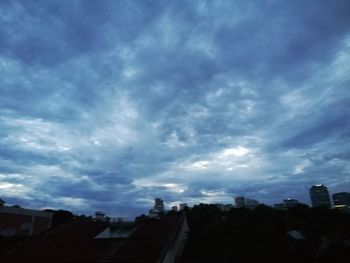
(154, 198), (165, 213)
(0, 205), (52, 236)
(309, 185), (331, 208)
(332, 192), (350, 207)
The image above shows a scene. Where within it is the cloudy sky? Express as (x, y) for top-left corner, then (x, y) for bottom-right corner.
(1, 0), (350, 217)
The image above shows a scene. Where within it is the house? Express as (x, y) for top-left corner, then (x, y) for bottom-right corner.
(0, 204), (53, 236)
(1, 213), (189, 263)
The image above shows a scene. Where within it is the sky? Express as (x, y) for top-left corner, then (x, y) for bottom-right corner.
(1, 0), (350, 218)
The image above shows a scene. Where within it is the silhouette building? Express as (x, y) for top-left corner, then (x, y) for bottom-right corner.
(154, 198), (164, 213)
(0, 202), (52, 236)
(1, 214), (189, 263)
(309, 184), (331, 208)
(332, 192), (350, 207)
(283, 198), (300, 208)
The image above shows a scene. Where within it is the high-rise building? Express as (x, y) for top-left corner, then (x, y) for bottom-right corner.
(309, 185), (331, 208)
(154, 198), (164, 212)
(332, 192), (350, 207)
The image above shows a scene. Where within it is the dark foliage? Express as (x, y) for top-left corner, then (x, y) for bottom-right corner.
(44, 209), (74, 228)
(181, 205), (350, 263)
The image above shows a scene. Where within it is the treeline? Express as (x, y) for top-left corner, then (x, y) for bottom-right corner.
(43, 209), (95, 228)
(180, 204), (350, 263)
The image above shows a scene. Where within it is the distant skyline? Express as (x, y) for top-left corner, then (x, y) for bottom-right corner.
(1, 1), (350, 217)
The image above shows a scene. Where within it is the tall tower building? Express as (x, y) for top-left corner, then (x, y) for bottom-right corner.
(309, 185), (331, 208)
(154, 198), (164, 212)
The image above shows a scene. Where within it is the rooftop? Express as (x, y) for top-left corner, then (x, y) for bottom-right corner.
(1, 214), (186, 263)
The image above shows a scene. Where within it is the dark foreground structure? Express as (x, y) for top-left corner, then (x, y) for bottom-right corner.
(181, 204), (350, 263)
(1, 204), (350, 263)
(0, 213), (189, 263)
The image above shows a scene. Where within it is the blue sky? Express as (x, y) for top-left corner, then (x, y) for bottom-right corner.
(1, 0), (350, 217)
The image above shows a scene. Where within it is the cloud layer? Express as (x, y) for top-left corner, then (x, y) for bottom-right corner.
(1, 0), (350, 217)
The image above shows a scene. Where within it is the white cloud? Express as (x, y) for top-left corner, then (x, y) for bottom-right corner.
(133, 179), (187, 194)
(220, 146), (250, 158)
(0, 181), (30, 198)
(58, 197), (89, 209)
(293, 160), (312, 175)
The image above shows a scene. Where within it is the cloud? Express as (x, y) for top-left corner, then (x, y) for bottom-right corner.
(0, 0), (350, 217)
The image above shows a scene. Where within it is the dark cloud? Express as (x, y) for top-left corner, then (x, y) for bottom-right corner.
(283, 101), (350, 148)
(0, 0), (350, 217)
